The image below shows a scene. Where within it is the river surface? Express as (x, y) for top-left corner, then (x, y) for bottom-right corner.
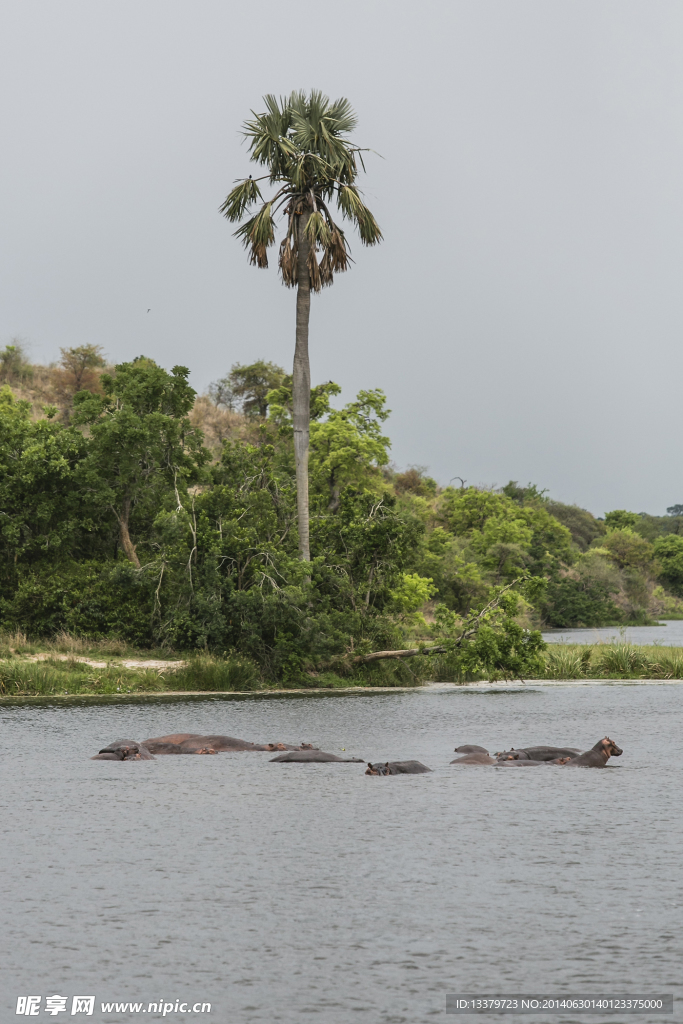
(542, 620), (683, 646)
(1, 686), (681, 1024)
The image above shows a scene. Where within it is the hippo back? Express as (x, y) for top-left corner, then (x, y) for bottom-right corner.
(451, 753), (495, 765)
(521, 746), (581, 761)
(366, 760), (432, 774)
(271, 750), (363, 763)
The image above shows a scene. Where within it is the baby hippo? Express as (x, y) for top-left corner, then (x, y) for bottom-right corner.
(366, 761), (432, 775)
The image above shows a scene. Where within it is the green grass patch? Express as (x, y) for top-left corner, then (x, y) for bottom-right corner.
(170, 655), (262, 692)
(0, 652), (263, 696)
(3, 639), (683, 696)
(0, 658), (166, 696)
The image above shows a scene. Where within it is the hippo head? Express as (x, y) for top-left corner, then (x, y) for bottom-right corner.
(365, 762), (391, 776)
(93, 739), (155, 761)
(601, 736), (623, 758)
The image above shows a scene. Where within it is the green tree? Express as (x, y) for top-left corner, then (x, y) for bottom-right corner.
(394, 467), (438, 497)
(73, 358), (208, 568)
(0, 386), (92, 567)
(266, 381), (391, 510)
(604, 509), (640, 530)
(225, 359), (285, 418)
(546, 500), (605, 551)
(220, 90), (382, 560)
(600, 528), (654, 570)
(310, 389), (390, 510)
(52, 344), (106, 418)
(654, 535), (683, 596)
(440, 486), (572, 578)
(0, 342), (32, 384)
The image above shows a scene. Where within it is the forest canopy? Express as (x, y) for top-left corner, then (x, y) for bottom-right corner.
(1, 344), (681, 685)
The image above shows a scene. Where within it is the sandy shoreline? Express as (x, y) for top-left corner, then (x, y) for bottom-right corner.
(2, 677), (683, 700)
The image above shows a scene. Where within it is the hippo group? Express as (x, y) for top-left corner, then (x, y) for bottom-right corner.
(450, 737), (623, 768)
(92, 733), (321, 760)
(91, 732), (623, 772)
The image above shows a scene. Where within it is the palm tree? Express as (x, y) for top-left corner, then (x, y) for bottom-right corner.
(220, 90), (382, 561)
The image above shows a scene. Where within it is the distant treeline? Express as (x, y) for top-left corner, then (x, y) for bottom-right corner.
(1, 344), (682, 683)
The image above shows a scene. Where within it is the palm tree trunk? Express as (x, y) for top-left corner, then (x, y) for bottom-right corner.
(293, 211), (312, 561)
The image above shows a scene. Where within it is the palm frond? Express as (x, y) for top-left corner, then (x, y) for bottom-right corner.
(337, 186), (383, 245)
(278, 234), (298, 288)
(219, 177), (263, 222)
(328, 227), (350, 272)
(234, 202), (275, 268)
(325, 96), (357, 134)
(304, 211), (332, 248)
(318, 249), (335, 288)
(243, 94), (296, 181)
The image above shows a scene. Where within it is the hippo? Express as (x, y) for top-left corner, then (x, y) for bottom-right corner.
(270, 750), (364, 763)
(143, 733), (318, 754)
(92, 739), (155, 761)
(365, 761), (432, 775)
(454, 744), (489, 754)
(450, 753), (496, 765)
(563, 737), (623, 767)
(495, 749), (531, 761)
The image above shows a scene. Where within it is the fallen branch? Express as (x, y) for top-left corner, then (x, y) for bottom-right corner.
(347, 577), (526, 665)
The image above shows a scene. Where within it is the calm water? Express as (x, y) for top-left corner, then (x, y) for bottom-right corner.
(1, 687), (681, 1024)
(542, 619), (683, 646)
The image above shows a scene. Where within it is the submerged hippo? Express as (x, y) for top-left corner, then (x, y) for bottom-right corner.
(498, 759), (544, 766)
(495, 749), (531, 761)
(563, 737), (623, 767)
(142, 733), (317, 754)
(497, 754), (575, 767)
(365, 761), (432, 775)
(450, 752), (496, 765)
(92, 739), (155, 761)
(270, 750), (364, 763)
(454, 744), (489, 755)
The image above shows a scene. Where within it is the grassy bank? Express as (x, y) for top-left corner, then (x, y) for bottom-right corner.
(2, 631), (683, 695)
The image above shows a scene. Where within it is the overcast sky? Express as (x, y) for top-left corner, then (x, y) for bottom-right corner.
(1, 1), (681, 516)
